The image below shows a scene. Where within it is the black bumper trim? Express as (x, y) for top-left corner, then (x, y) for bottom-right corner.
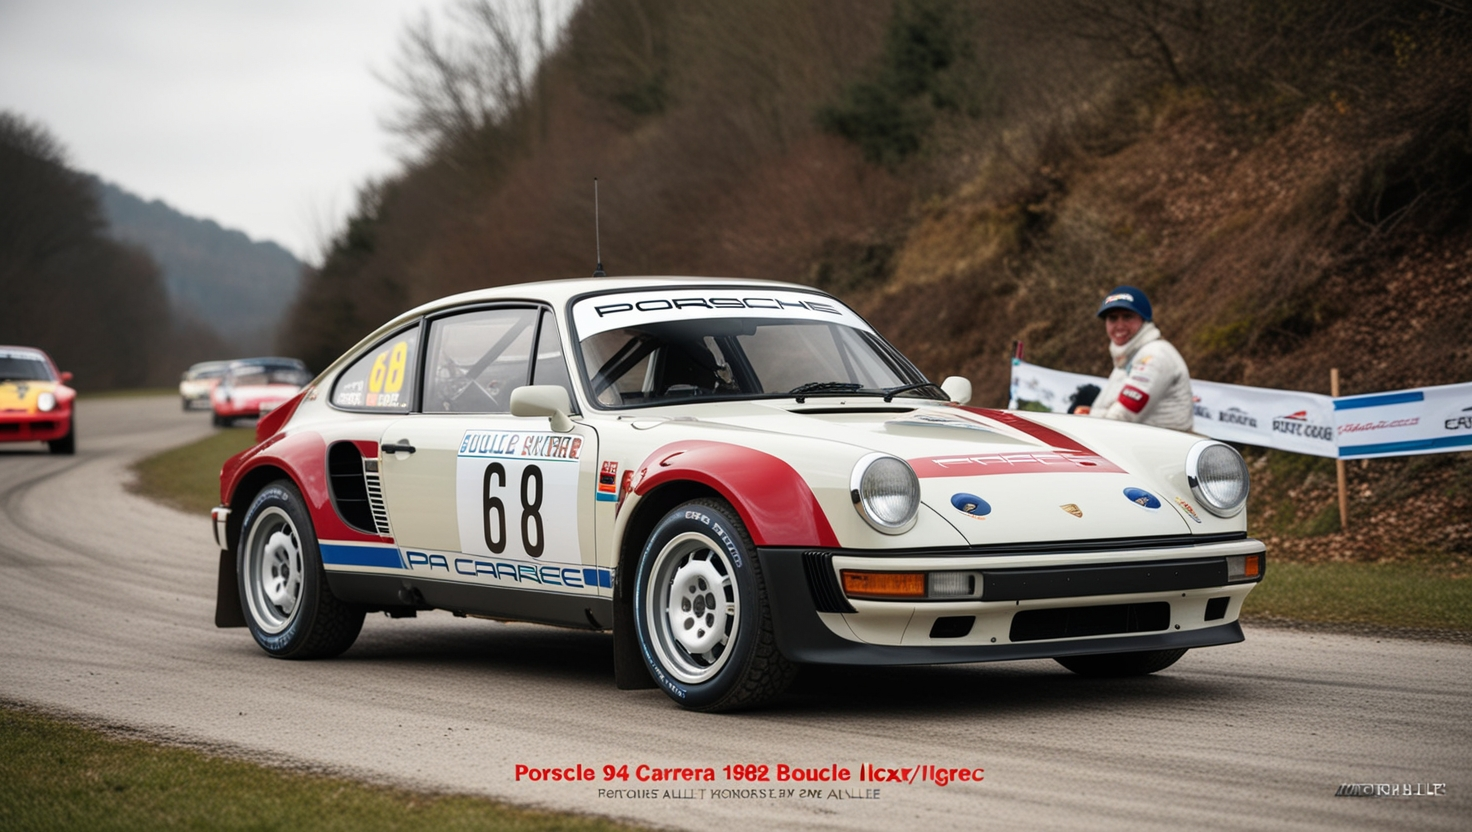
(981, 557), (1231, 601)
(758, 548), (1246, 666)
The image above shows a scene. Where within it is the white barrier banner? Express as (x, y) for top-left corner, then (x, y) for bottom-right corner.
(1335, 382), (1472, 458)
(1191, 378), (1337, 457)
(1007, 360), (1472, 459)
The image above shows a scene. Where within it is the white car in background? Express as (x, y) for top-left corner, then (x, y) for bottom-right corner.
(179, 360), (229, 411)
(211, 277), (1264, 711)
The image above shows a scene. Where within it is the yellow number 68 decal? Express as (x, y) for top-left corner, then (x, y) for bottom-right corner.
(368, 340), (409, 394)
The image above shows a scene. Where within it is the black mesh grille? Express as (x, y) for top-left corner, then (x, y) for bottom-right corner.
(802, 551), (856, 613)
(327, 441), (375, 533)
(1009, 602), (1170, 642)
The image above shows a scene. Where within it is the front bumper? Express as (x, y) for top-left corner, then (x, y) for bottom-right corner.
(757, 533), (1264, 665)
(0, 412), (71, 443)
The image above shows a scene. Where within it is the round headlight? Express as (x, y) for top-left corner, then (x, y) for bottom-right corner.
(1186, 441), (1249, 517)
(851, 453), (920, 534)
(37, 392), (56, 412)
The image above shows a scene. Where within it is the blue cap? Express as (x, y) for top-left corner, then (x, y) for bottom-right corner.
(1096, 285), (1152, 321)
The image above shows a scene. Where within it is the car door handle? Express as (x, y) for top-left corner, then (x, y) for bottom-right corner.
(381, 440), (416, 455)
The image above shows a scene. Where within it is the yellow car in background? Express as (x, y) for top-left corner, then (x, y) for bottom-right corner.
(0, 345), (75, 454)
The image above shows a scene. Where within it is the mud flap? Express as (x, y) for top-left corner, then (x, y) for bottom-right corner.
(214, 548), (246, 628)
(612, 585), (655, 689)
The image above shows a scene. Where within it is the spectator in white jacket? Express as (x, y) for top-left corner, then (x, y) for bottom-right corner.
(1077, 285), (1195, 432)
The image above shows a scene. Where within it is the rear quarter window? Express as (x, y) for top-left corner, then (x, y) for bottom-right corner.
(331, 327), (421, 412)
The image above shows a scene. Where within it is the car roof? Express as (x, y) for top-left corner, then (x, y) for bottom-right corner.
(0, 345), (52, 360)
(389, 275), (815, 323)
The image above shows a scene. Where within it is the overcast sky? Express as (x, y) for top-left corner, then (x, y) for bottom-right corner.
(0, 0), (565, 263)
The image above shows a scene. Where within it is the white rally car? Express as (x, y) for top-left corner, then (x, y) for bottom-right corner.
(213, 277), (1264, 711)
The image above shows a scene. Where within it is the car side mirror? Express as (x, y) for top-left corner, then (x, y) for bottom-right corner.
(510, 385), (575, 433)
(941, 376), (971, 405)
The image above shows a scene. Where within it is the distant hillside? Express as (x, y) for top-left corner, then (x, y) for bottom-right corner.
(95, 180), (303, 354)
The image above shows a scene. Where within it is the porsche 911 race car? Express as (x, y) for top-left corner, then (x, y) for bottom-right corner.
(210, 357), (312, 426)
(212, 277), (1264, 711)
(0, 345), (76, 454)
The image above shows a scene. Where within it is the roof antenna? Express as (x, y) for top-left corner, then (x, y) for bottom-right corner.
(592, 178), (606, 277)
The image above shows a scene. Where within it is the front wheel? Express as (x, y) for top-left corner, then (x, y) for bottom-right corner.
(633, 498), (796, 711)
(48, 422), (75, 455)
(1055, 648), (1187, 677)
(238, 480), (364, 658)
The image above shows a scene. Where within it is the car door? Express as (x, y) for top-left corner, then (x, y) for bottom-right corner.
(377, 306), (604, 598)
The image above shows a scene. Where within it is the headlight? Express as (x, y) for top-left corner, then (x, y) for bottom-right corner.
(851, 453), (920, 534)
(37, 392), (56, 412)
(1186, 440), (1249, 517)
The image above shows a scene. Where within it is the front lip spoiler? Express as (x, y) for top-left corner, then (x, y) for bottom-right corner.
(757, 547), (1250, 666)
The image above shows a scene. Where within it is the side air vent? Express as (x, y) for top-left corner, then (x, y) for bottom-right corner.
(363, 459), (392, 537)
(326, 441), (391, 536)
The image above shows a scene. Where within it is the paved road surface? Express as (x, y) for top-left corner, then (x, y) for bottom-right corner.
(2, 396), (1467, 830)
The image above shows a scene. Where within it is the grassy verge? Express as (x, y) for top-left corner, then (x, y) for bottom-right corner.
(1241, 561), (1472, 633)
(0, 705), (638, 832)
(129, 427), (257, 514)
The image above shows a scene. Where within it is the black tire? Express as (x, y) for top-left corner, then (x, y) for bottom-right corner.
(48, 422), (75, 455)
(237, 480), (364, 658)
(632, 498), (797, 711)
(212, 411), (229, 428)
(1055, 648), (1188, 677)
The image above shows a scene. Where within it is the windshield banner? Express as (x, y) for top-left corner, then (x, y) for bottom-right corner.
(571, 288), (871, 338)
(1009, 359), (1472, 459)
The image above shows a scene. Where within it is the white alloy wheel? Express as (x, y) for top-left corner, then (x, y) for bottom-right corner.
(645, 531), (741, 684)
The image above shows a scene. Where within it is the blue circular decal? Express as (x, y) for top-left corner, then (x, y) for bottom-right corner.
(951, 493), (991, 517)
(1123, 487), (1161, 509)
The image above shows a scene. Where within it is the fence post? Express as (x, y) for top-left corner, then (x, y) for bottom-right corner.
(1331, 368), (1348, 532)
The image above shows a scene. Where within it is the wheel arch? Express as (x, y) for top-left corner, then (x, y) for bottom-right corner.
(225, 464), (294, 551)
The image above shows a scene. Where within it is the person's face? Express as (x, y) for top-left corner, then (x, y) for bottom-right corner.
(1103, 309), (1143, 346)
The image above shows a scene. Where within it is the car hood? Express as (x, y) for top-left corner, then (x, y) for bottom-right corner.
(635, 401), (1199, 543)
(219, 384), (300, 403)
(0, 380), (62, 414)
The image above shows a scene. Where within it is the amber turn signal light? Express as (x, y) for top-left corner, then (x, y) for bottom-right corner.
(841, 570), (926, 599)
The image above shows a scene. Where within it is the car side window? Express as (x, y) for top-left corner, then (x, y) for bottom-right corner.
(331, 327), (420, 412)
(423, 307), (539, 413)
(531, 309), (576, 404)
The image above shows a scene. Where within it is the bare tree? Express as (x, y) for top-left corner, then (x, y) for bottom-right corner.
(378, 0), (552, 158)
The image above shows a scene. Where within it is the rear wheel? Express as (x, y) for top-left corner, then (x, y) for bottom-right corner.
(1055, 648), (1187, 677)
(238, 480), (363, 658)
(632, 498), (796, 711)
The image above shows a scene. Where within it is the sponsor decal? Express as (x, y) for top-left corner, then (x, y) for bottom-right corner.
(1338, 417), (1420, 435)
(1173, 497), (1203, 524)
(14, 383), (28, 399)
(1060, 503), (1083, 518)
(404, 548), (611, 590)
(1272, 411), (1334, 442)
(597, 460), (619, 501)
(1122, 487), (1161, 509)
(1192, 395), (1211, 420)
(949, 493), (991, 519)
(1446, 406), (1472, 432)
(1118, 385), (1149, 413)
(1218, 407), (1257, 428)
(591, 295), (841, 318)
(909, 449), (1124, 477)
(1103, 292), (1135, 304)
(459, 430), (583, 461)
(615, 469), (636, 516)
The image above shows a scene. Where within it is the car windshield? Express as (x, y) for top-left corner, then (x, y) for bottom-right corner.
(231, 366), (310, 387)
(0, 354), (54, 382)
(185, 362), (229, 380)
(572, 289), (939, 409)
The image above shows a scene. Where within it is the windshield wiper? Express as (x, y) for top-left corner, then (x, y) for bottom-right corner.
(881, 382), (945, 402)
(789, 381), (862, 403)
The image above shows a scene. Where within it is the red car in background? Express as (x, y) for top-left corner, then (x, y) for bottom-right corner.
(0, 346), (76, 454)
(211, 358), (312, 427)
